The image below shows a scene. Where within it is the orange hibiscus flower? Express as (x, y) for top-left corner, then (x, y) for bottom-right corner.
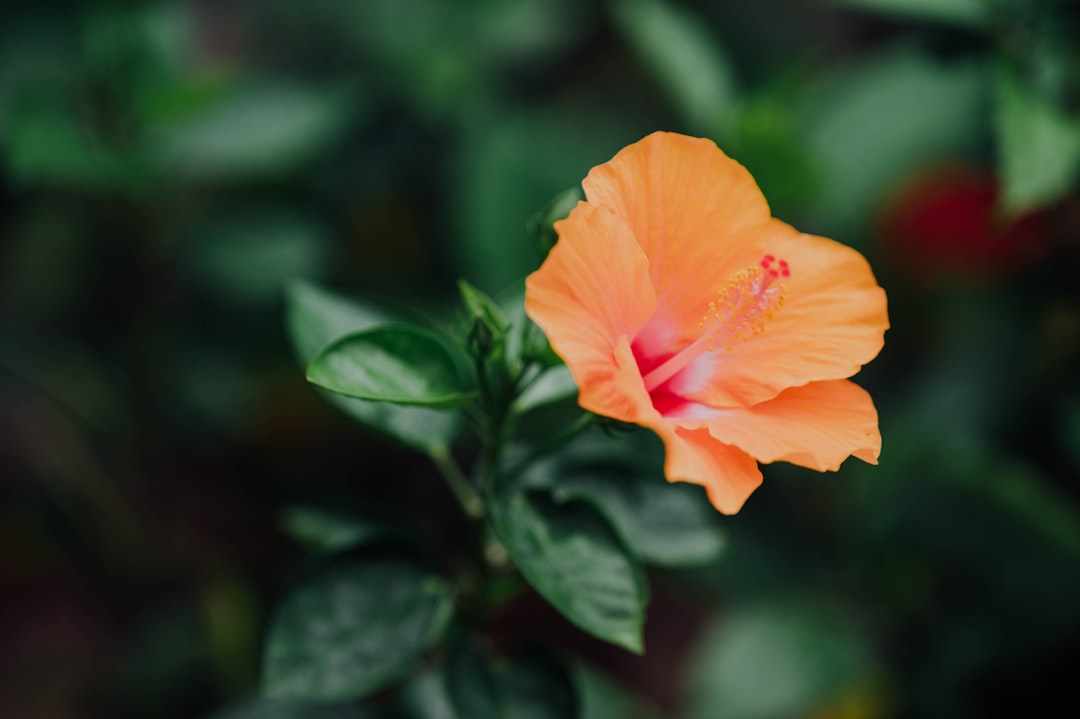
(525, 132), (888, 513)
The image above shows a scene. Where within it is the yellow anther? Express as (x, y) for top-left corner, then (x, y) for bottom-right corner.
(641, 264), (788, 392)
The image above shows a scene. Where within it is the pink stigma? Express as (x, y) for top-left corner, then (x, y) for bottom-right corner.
(760, 254), (791, 278)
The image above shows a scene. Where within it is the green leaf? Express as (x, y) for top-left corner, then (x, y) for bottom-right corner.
(832, 0), (989, 28)
(307, 325), (474, 408)
(285, 280), (388, 364)
(279, 507), (393, 553)
(730, 93), (820, 218)
(400, 665), (458, 719)
(526, 187), (582, 255)
(613, 0), (739, 136)
(803, 49), (986, 238)
(3, 97), (139, 188)
(399, 644), (580, 719)
(995, 66), (1080, 214)
(520, 433), (725, 568)
(452, 111), (639, 292)
(187, 209), (331, 307)
(553, 466), (726, 569)
(862, 417), (1080, 561)
(285, 281), (462, 451)
(209, 699), (381, 719)
(444, 644), (502, 719)
(497, 283), (562, 373)
(459, 280), (509, 334)
(153, 84), (355, 180)
(685, 604), (875, 719)
(262, 555), (455, 701)
(489, 490), (647, 653)
(469, 0), (589, 72)
(459, 279), (509, 360)
(575, 663), (664, 719)
(498, 649), (580, 719)
(512, 366), (578, 415)
(441, 644), (579, 719)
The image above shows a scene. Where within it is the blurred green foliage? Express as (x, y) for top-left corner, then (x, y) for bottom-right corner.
(3, 0), (1080, 718)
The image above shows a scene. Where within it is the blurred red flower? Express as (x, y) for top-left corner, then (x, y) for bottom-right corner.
(877, 164), (1050, 280)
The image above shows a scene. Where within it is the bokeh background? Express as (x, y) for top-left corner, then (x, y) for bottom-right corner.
(3, 0), (1080, 717)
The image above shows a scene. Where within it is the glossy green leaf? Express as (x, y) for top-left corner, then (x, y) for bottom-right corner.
(833, 0), (988, 27)
(520, 433), (725, 568)
(286, 280), (388, 363)
(262, 555), (455, 701)
(307, 325), (474, 408)
(440, 644), (579, 719)
(995, 66), (1080, 214)
(489, 490), (647, 653)
(553, 467), (726, 568)
(285, 281), (462, 451)
(613, 0), (739, 136)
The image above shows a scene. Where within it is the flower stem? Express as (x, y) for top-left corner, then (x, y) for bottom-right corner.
(505, 412), (594, 478)
(429, 443), (485, 519)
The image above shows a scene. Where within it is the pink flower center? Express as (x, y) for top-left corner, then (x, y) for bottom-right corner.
(641, 256), (789, 393)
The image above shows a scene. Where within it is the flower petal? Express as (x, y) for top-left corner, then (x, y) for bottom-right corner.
(656, 425), (763, 515)
(579, 334), (658, 424)
(674, 220), (889, 407)
(577, 338), (764, 515)
(582, 132), (771, 358)
(703, 379), (881, 472)
(525, 203), (657, 419)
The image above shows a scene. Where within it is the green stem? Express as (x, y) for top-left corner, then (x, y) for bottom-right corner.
(504, 412), (594, 479)
(430, 444), (485, 519)
(474, 355), (498, 417)
(474, 353), (514, 492)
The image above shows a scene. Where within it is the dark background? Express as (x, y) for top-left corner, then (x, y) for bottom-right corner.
(2, 0), (1079, 717)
